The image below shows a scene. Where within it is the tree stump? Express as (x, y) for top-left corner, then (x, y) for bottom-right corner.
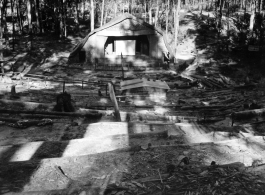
(53, 92), (75, 112)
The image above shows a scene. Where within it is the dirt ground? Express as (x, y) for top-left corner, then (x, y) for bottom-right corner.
(0, 10), (265, 195)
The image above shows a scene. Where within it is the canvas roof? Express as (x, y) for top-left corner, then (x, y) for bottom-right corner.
(120, 78), (170, 91)
(69, 13), (174, 59)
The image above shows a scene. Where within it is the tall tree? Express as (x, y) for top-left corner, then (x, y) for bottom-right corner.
(27, 0), (32, 49)
(37, 0), (43, 34)
(11, 0), (15, 50)
(166, 0), (170, 37)
(63, 0), (67, 37)
(144, 0), (147, 21)
(250, 0), (255, 31)
(33, 0), (40, 34)
(100, 0), (104, 26)
(104, 7), (107, 24)
(0, 0), (4, 73)
(90, 0), (94, 31)
(75, 0), (79, 32)
(155, 0), (159, 27)
(148, 0), (152, 24)
(218, 0), (224, 34)
(174, 0), (180, 55)
(59, 0), (63, 37)
(16, 0), (22, 33)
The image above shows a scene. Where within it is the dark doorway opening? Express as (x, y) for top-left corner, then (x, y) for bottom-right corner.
(136, 35), (149, 56)
(79, 49), (86, 62)
(104, 35), (149, 56)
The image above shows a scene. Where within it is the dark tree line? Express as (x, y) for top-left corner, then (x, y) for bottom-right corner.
(0, 0), (265, 73)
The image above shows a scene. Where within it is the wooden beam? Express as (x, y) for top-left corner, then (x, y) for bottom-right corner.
(108, 82), (121, 121)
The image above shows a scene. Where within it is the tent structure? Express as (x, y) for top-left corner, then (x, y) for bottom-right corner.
(120, 78), (170, 102)
(120, 78), (170, 91)
(69, 13), (174, 67)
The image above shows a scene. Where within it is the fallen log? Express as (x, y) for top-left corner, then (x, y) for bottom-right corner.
(0, 99), (53, 110)
(181, 105), (227, 110)
(0, 117), (54, 128)
(108, 83), (121, 121)
(0, 109), (102, 118)
(232, 108), (265, 120)
(206, 78), (224, 89)
(19, 114), (69, 119)
(200, 79), (214, 88)
(136, 105), (180, 108)
(233, 84), (256, 90)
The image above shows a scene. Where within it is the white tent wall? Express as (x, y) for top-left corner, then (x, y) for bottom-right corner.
(69, 14), (174, 67)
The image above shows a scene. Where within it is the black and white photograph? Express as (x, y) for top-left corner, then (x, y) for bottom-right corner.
(0, 0), (265, 194)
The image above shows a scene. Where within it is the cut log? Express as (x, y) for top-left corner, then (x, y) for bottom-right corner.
(206, 78), (224, 89)
(232, 108), (265, 120)
(19, 114), (69, 119)
(233, 84), (256, 90)
(0, 109), (102, 118)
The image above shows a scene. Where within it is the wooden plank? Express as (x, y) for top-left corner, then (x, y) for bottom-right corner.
(108, 83), (121, 121)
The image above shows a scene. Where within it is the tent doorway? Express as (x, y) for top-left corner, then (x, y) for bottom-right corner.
(79, 49), (86, 62)
(104, 35), (149, 56)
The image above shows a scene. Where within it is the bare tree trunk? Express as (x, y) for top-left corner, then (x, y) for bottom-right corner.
(16, 0), (22, 33)
(145, 1), (147, 21)
(27, 0), (32, 49)
(37, 0), (42, 34)
(100, 0), (104, 26)
(0, 0), (4, 73)
(33, 0), (40, 34)
(227, 1), (230, 44)
(104, 8), (107, 24)
(82, 0), (85, 20)
(250, 1), (255, 31)
(166, 0), (169, 37)
(174, 0), (180, 55)
(155, 0), (159, 27)
(218, 0), (224, 33)
(11, 0), (15, 51)
(149, 1), (152, 25)
(63, 0), (67, 37)
(59, 0), (63, 38)
(75, 0), (79, 32)
(91, 0), (94, 31)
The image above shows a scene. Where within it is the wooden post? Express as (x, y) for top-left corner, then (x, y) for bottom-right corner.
(45, 76), (47, 88)
(63, 81), (65, 93)
(82, 80), (83, 89)
(11, 85), (16, 96)
(231, 113), (234, 127)
(0, 38), (5, 74)
(121, 52), (124, 79)
(27, 78), (29, 89)
(108, 82), (121, 121)
(105, 84), (108, 96)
